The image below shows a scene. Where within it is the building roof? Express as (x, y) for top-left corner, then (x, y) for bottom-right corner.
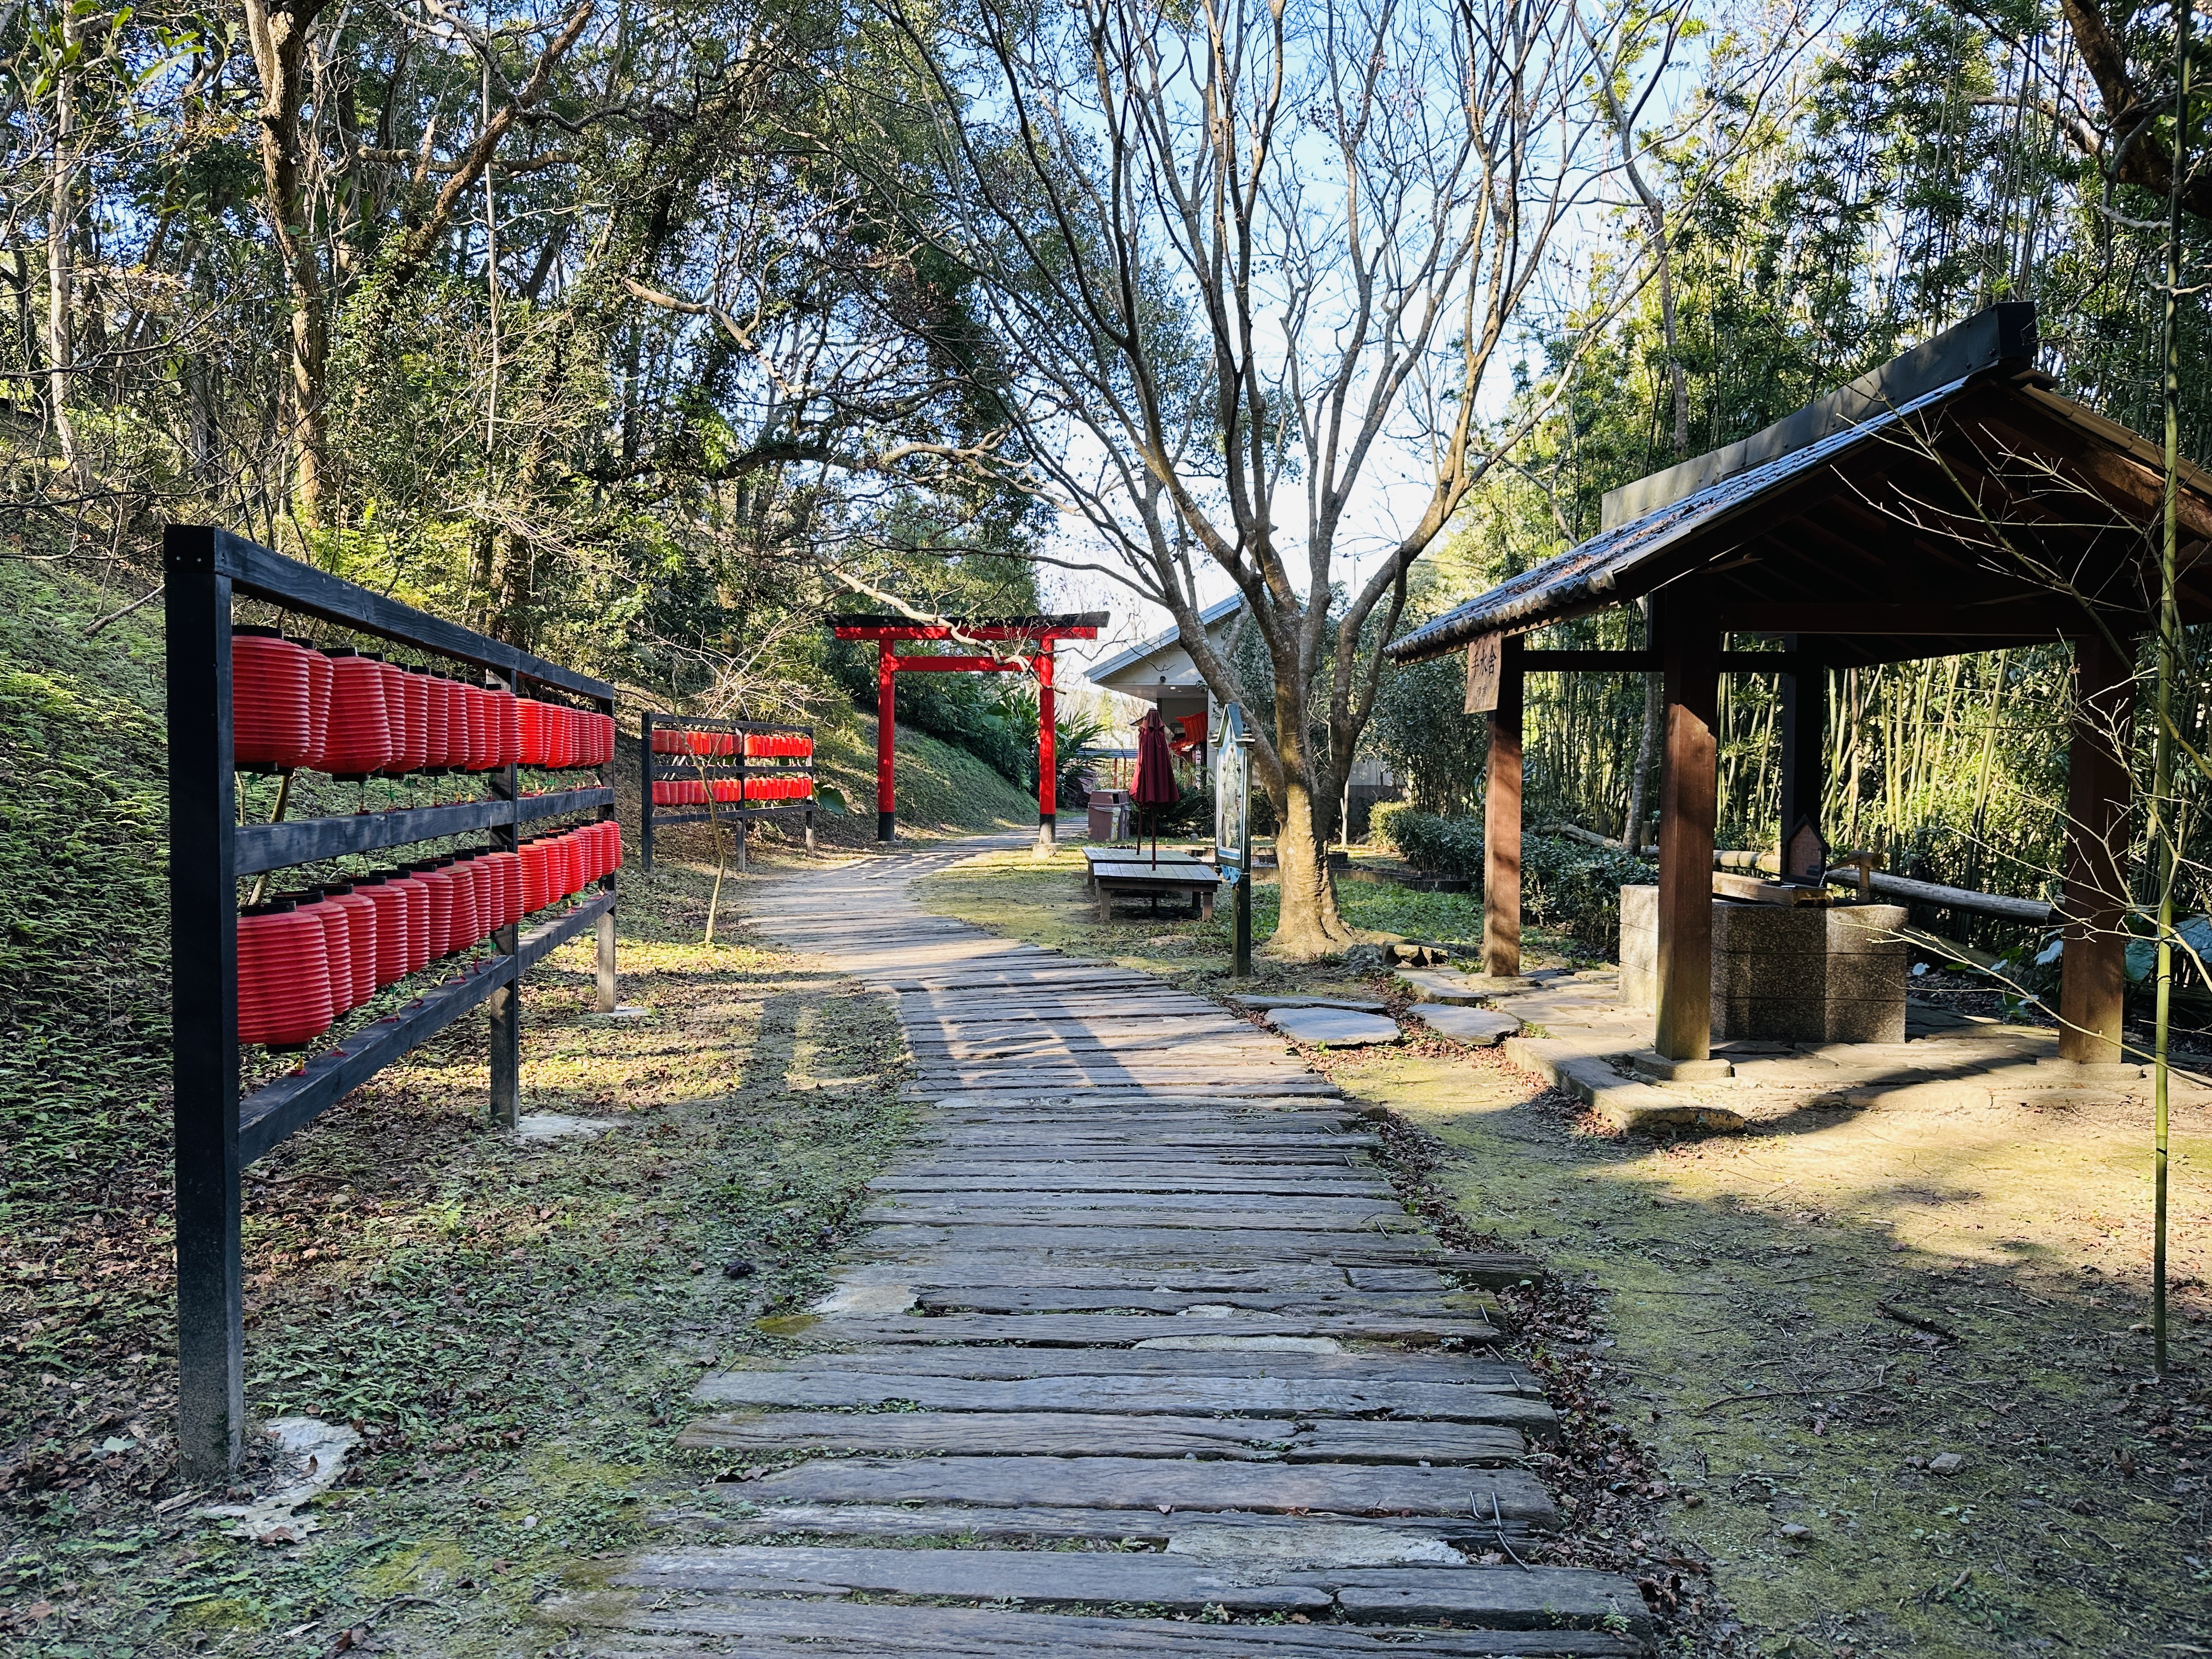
(1385, 302), (2212, 669)
(1086, 593), (1246, 684)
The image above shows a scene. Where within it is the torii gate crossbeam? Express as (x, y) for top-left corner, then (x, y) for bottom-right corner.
(832, 614), (1105, 848)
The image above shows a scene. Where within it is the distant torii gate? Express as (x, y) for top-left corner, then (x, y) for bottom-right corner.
(833, 614), (1106, 847)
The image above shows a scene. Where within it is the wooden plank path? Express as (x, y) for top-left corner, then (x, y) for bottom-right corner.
(579, 840), (1645, 1658)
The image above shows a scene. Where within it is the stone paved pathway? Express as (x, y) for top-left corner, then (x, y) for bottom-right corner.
(585, 840), (1651, 1657)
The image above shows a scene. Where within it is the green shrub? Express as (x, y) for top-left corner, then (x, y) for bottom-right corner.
(1524, 834), (1655, 957)
(1375, 808), (1654, 956)
(1366, 799), (1410, 850)
(1377, 808), (1484, 881)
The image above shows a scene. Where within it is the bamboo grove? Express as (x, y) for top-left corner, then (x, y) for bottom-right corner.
(1368, 0), (2210, 934)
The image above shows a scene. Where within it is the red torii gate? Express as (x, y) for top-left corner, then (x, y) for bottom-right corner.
(832, 613), (1106, 847)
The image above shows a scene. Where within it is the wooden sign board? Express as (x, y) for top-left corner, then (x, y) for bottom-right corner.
(1782, 817), (1829, 884)
(1465, 635), (1502, 714)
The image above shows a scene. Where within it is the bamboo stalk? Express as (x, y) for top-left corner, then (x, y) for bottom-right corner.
(2151, 0), (2191, 1380)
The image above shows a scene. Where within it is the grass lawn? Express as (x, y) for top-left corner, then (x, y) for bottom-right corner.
(915, 842), (2212, 1659)
(910, 842), (1595, 997)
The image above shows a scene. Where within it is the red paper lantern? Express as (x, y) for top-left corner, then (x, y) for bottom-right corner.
(386, 872), (432, 974)
(455, 684), (486, 770)
(448, 859), (482, 949)
(231, 628), (313, 771)
(317, 883), (379, 1009)
(321, 649), (394, 777)
(369, 658), (413, 777)
(468, 856), (497, 943)
(492, 689), (521, 768)
(417, 866), (456, 958)
(238, 902), (334, 1048)
(443, 675), (470, 770)
(354, 874), (410, 986)
(286, 894), (354, 1018)
(490, 850), (522, 929)
(520, 840), (550, 914)
(287, 637), (332, 772)
(419, 675), (449, 770)
(398, 668), (431, 771)
(518, 699), (548, 766)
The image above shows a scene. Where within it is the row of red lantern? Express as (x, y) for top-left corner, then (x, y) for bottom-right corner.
(237, 821), (623, 1048)
(232, 628), (614, 777)
(648, 727), (814, 759)
(650, 776), (816, 806)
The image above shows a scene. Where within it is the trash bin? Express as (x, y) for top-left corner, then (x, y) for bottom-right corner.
(1086, 787), (1130, 842)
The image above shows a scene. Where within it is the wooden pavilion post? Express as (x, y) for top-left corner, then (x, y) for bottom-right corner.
(2058, 630), (2135, 1064)
(1471, 635), (1522, 978)
(876, 639), (896, 842)
(1654, 596), (1720, 1060)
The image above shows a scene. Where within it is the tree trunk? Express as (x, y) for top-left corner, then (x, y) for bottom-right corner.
(1261, 674), (1356, 959)
(243, 0), (334, 532)
(1267, 776), (1354, 958)
(45, 1), (81, 469)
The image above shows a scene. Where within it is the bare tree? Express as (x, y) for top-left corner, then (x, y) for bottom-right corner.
(856, 0), (1634, 953)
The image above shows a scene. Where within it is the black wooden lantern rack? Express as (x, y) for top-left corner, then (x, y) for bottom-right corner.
(637, 710), (817, 871)
(165, 526), (618, 1481)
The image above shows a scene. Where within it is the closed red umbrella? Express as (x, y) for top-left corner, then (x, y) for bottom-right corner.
(1131, 707), (1179, 868)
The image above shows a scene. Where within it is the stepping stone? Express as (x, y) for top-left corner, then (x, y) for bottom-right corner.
(1395, 968), (1502, 1005)
(1413, 1006), (1520, 1046)
(1240, 995), (1390, 1014)
(512, 1113), (616, 1142)
(1269, 1007), (1402, 1046)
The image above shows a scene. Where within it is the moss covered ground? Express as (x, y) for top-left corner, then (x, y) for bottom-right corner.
(0, 565), (978, 1655)
(917, 844), (2212, 1659)
(3, 851), (919, 1656)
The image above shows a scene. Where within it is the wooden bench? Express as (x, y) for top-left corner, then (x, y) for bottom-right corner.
(1081, 845), (1210, 890)
(1090, 859), (1220, 922)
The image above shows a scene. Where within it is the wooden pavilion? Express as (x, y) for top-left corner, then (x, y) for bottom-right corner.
(1384, 302), (2212, 1065)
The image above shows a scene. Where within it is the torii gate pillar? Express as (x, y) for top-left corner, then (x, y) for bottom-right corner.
(876, 641), (896, 842)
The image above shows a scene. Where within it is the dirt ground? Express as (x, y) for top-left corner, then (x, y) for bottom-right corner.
(915, 845), (2212, 1659)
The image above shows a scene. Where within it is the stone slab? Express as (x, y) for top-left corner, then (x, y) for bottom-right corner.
(1412, 1006), (1521, 1046)
(2032, 1056), (2146, 1081)
(1549, 1051), (1745, 1135)
(1395, 969), (1509, 1005)
(1268, 1007), (1403, 1046)
(1240, 995), (1390, 1014)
